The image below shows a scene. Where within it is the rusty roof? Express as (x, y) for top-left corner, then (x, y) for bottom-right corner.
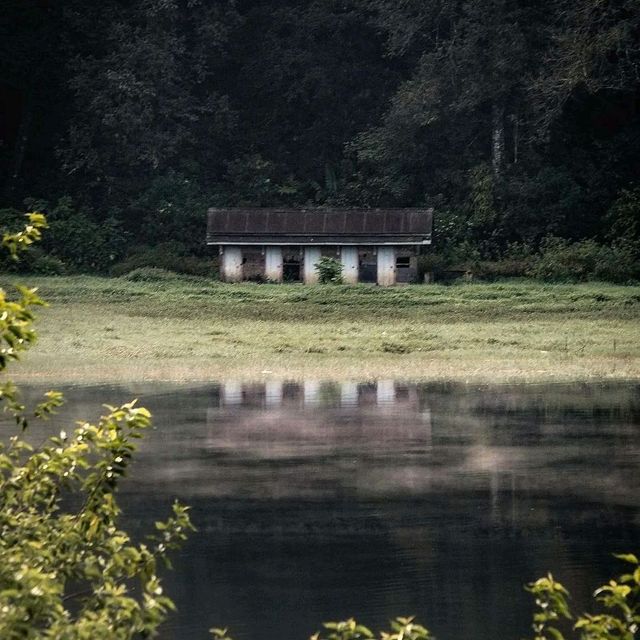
(206, 208), (433, 245)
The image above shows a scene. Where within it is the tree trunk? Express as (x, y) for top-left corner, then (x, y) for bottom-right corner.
(10, 77), (36, 192)
(513, 112), (519, 164)
(491, 101), (505, 177)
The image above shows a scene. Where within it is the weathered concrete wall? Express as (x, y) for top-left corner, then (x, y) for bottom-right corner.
(303, 247), (321, 284)
(221, 246), (243, 282)
(242, 248), (265, 281)
(321, 247), (340, 259)
(265, 246), (283, 282)
(396, 247), (418, 283)
(340, 246), (359, 284)
(377, 246), (396, 286)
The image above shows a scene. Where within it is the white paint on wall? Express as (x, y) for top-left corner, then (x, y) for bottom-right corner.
(265, 246), (283, 282)
(340, 246), (359, 284)
(221, 246), (243, 282)
(303, 246), (321, 284)
(377, 245), (396, 286)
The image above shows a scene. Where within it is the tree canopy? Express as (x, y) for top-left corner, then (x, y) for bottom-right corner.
(1, 0), (639, 265)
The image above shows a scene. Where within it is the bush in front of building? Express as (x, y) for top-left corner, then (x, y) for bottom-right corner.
(315, 256), (344, 284)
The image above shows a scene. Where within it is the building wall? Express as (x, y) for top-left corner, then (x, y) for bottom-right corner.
(215, 245), (420, 284)
(396, 247), (418, 283)
(242, 248), (265, 281)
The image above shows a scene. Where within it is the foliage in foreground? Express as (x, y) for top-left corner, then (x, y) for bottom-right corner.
(0, 214), (193, 638)
(528, 553), (640, 640)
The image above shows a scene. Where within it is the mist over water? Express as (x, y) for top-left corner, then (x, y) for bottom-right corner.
(20, 381), (640, 639)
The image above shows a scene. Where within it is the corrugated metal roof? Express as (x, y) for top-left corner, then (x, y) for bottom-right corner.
(206, 208), (433, 245)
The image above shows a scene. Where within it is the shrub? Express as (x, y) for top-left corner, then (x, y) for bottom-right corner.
(120, 267), (180, 282)
(0, 213), (193, 638)
(23, 197), (129, 273)
(132, 172), (213, 248)
(111, 243), (218, 278)
(28, 251), (68, 275)
(605, 186), (640, 244)
(526, 553), (640, 640)
(474, 258), (532, 280)
(531, 237), (640, 283)
(417, 253), (448, 279)
(315, 256), (343, 284)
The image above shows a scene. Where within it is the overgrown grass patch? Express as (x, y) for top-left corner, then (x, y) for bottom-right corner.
(4, 276), (639, 383)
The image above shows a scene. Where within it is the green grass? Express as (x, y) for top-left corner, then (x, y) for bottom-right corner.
(5, 274), (640, 383)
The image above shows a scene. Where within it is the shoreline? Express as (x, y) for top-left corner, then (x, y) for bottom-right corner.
(11, 355), (640, 386)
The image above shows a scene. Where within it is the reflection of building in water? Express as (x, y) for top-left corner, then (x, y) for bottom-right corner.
(303, 380), (320, 406)
(205, 380), (432, 466)
(340, 382), (358, 407)
(376, 379), (395, 405)
(205, 381), (433, 472)
(265, 380), (283, 407)
(213, 380), (423, 411)
(221, 380), (242, 406)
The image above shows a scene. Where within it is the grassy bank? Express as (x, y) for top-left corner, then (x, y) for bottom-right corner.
(5, 274), (640, 383)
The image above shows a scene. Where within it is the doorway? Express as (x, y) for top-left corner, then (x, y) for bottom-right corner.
(283, 249), (302, 282)
(358, 248), (376, 283)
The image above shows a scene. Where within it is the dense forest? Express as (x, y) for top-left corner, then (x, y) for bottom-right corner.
(1, 0), (639, 280)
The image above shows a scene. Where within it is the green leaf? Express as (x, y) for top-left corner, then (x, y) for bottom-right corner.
(614, 553), (639, 565)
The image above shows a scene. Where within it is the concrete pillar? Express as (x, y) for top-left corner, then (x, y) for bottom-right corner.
(265, 380), (283, 407)
(376, 379), (395, 405)
(265, 246), (283, 283)
(221, 246), (243, 283)
(304, 246), (321, 284)
(340, 246), (359, 284)
(377, 246), (396, 286)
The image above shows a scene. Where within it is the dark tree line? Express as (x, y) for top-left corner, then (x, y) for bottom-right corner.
(1, 0), (639, 276)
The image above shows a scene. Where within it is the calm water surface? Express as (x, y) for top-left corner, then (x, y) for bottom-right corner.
(22, 381), (640, 640)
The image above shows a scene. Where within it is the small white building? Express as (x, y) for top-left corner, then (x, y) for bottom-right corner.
(206, 208), (433, 286)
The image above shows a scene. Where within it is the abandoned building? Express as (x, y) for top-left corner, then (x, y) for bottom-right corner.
(206, 208), (433, 286)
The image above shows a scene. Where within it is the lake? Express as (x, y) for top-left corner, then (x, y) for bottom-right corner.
(20, 381), (640, 639)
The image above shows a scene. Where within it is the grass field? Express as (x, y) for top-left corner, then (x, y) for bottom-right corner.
(5, 273), (640, 384)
